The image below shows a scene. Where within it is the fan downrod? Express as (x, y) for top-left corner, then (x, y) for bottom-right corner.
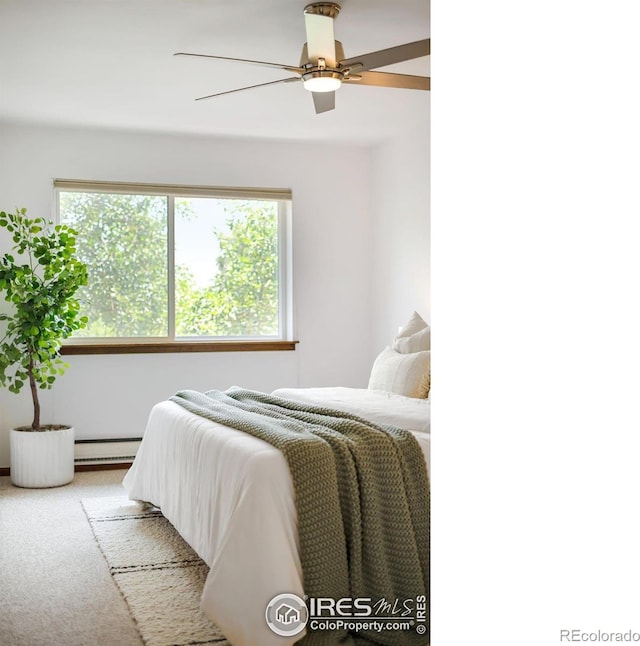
(304, 3), (341, 19)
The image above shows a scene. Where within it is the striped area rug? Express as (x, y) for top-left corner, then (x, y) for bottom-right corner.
(82, 496), (229, 646)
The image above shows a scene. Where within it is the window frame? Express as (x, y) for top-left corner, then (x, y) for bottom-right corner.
(54, 179), (295, 354)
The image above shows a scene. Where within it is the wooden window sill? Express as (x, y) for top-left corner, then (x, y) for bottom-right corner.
(61, 340), (298, 355)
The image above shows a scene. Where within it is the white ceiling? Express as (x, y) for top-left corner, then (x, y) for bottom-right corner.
(0, 0), (429, 145)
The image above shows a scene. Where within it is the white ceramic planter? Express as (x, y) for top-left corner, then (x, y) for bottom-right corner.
(10, 426), (75, 488)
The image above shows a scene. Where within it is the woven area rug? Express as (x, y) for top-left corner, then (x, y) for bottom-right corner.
(82, 496), (229, 646)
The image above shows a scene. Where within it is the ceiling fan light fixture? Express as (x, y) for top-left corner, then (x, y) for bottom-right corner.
(302, 70), (342, 92)
(177, 0), (429, 115)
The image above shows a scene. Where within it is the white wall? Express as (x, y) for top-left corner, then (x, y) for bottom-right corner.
(0, 123), (376, 465)
(0, 117), (430, 468)
(370, 106), (430, 356)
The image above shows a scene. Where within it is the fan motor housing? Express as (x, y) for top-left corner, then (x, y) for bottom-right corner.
(299, 41), (345, 68)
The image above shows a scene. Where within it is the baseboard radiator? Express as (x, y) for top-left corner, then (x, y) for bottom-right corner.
(74, 438), (142, 466)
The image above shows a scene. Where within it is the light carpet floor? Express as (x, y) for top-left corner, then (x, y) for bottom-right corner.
(82, 495), (228, 646)
(1, 470), (169, 645)
(1, 469), (430, 646)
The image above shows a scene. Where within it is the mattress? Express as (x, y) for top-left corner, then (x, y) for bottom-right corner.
(123, 387), (430, 646)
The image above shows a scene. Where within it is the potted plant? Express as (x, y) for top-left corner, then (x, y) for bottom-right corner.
(0, 207), (88, 487)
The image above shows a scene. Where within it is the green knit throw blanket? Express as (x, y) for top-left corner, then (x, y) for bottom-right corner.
(170, 387), (430, 646)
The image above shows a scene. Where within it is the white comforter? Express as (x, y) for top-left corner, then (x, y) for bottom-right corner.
(122, 387), (430, 646)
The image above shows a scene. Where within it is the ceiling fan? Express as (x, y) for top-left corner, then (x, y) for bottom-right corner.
(175, 2), (430, 114)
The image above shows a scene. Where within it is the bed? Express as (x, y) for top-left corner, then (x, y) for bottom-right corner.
(123, 304), (431, 646)
(122, 385), (430, 646)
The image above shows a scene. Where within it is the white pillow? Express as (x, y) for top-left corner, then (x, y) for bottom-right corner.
(392, 311), (430, 354)
(368, 347), (430, 399)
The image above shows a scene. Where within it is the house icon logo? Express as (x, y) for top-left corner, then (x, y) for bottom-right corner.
(265, 593), (308, 637)
(276, 603), (301, 625)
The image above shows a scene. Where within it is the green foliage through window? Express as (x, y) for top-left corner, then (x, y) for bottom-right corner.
(57, 187), (288, 340)
(59, 192), (167, 337)
(175, 200), (279, 337)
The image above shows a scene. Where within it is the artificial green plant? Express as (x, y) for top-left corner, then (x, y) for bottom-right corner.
(0, 208), (88, 430)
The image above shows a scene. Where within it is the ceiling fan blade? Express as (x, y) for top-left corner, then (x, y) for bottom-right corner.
(312, 91), (335, 114)
(304, 13), (337, 66)
(339, 39), (430, 73)
(345, 70), (430, 91)
(195, 77), (300, 102)
(175, 52), (303, 75)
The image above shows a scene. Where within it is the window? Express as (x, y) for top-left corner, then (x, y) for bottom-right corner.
(55, 180), (293, 352)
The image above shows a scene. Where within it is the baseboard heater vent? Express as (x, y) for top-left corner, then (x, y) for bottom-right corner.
(74, 438), (142, 465)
